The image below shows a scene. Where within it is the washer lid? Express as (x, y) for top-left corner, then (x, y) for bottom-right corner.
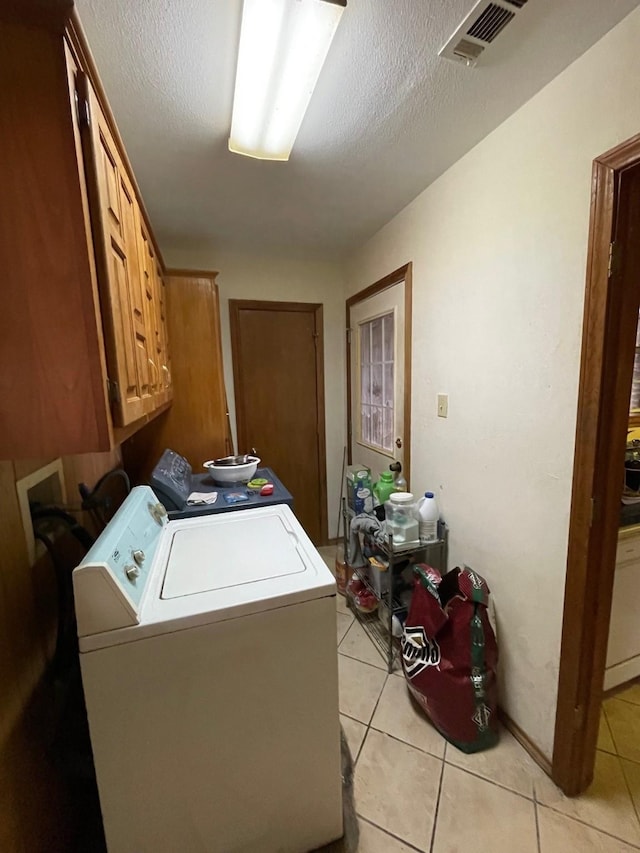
(162, 511), (306, 599)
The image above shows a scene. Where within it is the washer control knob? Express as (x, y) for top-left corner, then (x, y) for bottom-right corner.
(149, 502), (168, 525)
(125, 564), (140, 582)
(132, 549), (145, 566)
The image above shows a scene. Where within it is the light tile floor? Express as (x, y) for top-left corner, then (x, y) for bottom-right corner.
(316, 546), (640, 853)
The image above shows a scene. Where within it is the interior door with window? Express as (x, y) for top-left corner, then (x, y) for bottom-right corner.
(347, 266), (411, 487)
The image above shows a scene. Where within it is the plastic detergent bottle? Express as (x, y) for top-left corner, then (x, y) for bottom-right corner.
(418, 492), (439, 543)
(373, 470), (395, 506)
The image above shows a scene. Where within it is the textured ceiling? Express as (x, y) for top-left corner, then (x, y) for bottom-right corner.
(75, 0), (640, 257)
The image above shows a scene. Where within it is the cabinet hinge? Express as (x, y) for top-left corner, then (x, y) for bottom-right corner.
(608, 242), (621, 278)
(107, 379), (121, 405)
(573, 704), (585, 730)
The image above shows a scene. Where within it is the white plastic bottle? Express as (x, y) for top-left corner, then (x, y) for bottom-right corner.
(418, 491), (439, 543)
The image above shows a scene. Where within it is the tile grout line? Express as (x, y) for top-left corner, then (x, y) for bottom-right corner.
(601, 703), (640, 765)
(602, 703), (623, 759)
(368, 724), (445, 763)
(597, 744), (640, 767)
(366, 671), (390, 727)
(441, 759), (535, 803)
(428, 754), (446, 853)
(357, 815), (426, 853)
(339, 713), (367, 763)
(619, 755), (640, 831)
(535, 801), (640, 850)
(533, 798), (541, 853)
(534, 769), (640, 851)
(616, 698), (640, 708)
(601, 703), (615, 746)
(338, 648), (388, 672)
(338, 624), (390, 671)
(351, 671), (389, 767)
(338, 616), (387, 769)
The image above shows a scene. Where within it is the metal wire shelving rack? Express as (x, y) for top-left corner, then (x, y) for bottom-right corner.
(342, 498), (448, 673)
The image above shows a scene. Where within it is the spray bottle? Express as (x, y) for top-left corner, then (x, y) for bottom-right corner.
(389, 461), (407, 493)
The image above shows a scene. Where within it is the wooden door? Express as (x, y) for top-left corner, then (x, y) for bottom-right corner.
(553, 147), (640, 795)
(347, 265), (412, 486)
(230, 301), (327, 544)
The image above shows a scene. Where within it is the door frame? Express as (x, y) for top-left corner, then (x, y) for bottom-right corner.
(553, 133), (640, 795)
(346, 263), (413, 486)
(229, 299), (329, 544)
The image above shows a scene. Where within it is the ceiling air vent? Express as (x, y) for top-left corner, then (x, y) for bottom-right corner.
(467, 4), (514, 43)
(439, 0), (529, 67)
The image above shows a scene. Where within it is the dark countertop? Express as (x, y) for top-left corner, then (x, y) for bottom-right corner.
(167, 467), (293, 520)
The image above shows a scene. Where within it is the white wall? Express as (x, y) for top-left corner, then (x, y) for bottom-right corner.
(346, 7), (640, 759)
(165, 246), (346, 539)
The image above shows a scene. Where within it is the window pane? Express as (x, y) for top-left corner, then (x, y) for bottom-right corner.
(358, 311), (395, 451)
(361, 406), (371, 444)
(383, 313), (394, 362)
(371, 364), (383, 406)
(384, 363), (393, 408)
(372, 318), (383, 363)
(361, 364), (371, 404)
(360, 323), (370, 363)
(383, 407), (394, 452)
(371, 407), (382, 448)
(631, 362), (640, 410)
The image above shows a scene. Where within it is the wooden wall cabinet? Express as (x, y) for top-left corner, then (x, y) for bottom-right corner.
(122, 271), (232, 483)
(81, 77), (172, 427)
(0, 12), (172, 459)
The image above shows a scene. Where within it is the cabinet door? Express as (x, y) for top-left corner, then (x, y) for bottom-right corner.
(156, 265), (173, 399)
(119, 170), (152, 409)
(82, 80), (146, 426)
(137, 224), (161, 397)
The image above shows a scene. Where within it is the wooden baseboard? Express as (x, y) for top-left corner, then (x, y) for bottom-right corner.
(498, 708), (553, 777)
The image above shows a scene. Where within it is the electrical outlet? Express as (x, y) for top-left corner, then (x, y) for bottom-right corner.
(437, 394), (448, 418)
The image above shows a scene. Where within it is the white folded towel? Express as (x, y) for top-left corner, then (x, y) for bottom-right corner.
(187, 491), (218, 506)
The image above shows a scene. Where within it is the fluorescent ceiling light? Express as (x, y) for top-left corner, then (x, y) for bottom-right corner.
(229, 0), (346, 162)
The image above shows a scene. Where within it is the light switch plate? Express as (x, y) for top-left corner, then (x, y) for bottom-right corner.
(437, 394), (448, 418)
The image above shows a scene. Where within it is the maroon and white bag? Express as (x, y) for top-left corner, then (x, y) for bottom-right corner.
(401, 565), (498, 753)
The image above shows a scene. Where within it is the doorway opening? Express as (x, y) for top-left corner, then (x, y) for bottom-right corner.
(553, 134), (640, 795)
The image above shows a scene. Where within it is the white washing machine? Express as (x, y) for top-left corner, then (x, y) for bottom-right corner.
(73, 486), (342, 853)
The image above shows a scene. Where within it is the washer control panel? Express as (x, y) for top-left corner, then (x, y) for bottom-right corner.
(73, 487), (168, 636)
